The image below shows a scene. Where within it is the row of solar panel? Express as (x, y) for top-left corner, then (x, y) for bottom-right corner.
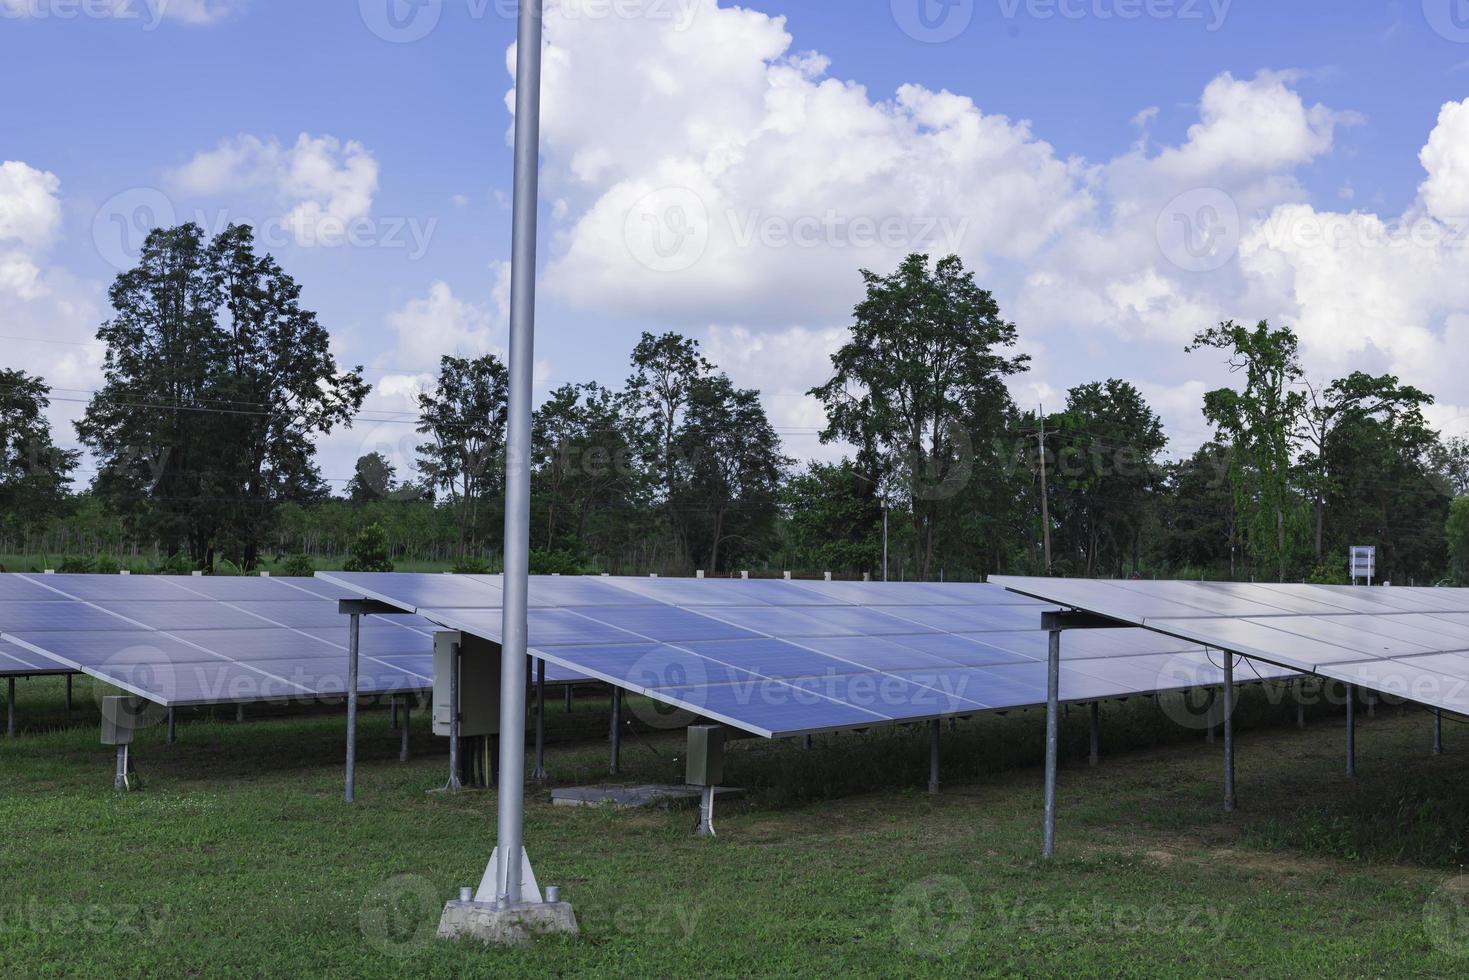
(0, 574), (580, 705)
(319, 573), (1299, 738)
(993, 577), (1469, 716)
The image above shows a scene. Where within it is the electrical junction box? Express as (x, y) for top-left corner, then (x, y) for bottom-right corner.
(99, 695), (144, 746)
(433, 631), (501, 738)
(685, 725), (725, 786)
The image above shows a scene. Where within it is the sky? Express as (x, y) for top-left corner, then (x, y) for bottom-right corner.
(5, 0), (1469, 492)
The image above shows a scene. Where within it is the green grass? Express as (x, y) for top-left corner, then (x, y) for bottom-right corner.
(4, 676), (1469, 976)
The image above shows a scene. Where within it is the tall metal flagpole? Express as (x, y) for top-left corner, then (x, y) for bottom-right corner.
(496, 0), (544, 908)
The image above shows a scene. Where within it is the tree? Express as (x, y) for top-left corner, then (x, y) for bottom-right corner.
(347, 452), (397, 504)
(811, 253), (1027, 580)
(1154, 442), (1240, 577)
(673, 375), (788, 572)
(76, 223), (367, 568)
(343, 522), (394, 572)
(1430, 436), (1469, 498)
(1448, 496), (1469, 584)
(783, 459), (884, 575)
(1298, 372), (1436, 561)
(1187, 320), (1306, 582)
(0, 370), (78, 549)
(532, 382), (641, 558)
(417, 354), (510, 558)
(1045, 379), (1166, 576)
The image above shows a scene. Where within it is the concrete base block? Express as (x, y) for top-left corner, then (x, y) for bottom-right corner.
(437, 900), (579, 946)
(550, 783), (745, 809)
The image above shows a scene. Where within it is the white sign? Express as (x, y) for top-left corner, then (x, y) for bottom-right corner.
(1350, 545), (1376, 583)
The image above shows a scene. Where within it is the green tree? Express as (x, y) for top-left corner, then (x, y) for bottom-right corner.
(417, 354), (509, 558)
(532, 382), (641, 558)
(77, 223), (367, 568)
(0, 370), (78, 550)
(1044, 379), (1166, 576)
(1448, 496), (1469, 584)
(347, 452), (397, 504)
(343, 522), (394, 572)
(1187, 320), (1306, 582)
(782, 459), (884, 575)
(811, 253), (1027, 580)
(673, 375), (788, 572)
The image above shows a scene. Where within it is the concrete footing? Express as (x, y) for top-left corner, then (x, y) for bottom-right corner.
(437, 900), (578, 946)
(550, 783), (744, 809)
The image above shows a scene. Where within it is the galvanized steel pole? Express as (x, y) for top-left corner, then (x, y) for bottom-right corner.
(1042, 628), (1060, 859)
(1435, 708), (1443, 756)
(345, 612), (360, 803)
(533, 658), (546, 780)
(1345, 683), (1356, 777)
(1222, 652), (1235, 812)
(928, 719), (940, 794)
(1088, 702), (1100, 766)
(496, 0), (544, 908)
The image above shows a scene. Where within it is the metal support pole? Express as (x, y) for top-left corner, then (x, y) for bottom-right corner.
(1296, 679), (1305, 730)
(65, 674), (72, 712)
(928, 719), (940, 794)
(532, 659), (546, 781)
(1367, 692), (1375, 718)
(390, 697), (398, 730)
(609, 686), (622, 776)
(1042, 628), (1061, 860)
(1222, 652), (1236, 813)
(882, 506), (889, 582)
(1435, 708), (1444, 756)
(400, 702), (411, 763)
(113, 744), (129, 791)
(345, 612), (360, 803)
(236, 703), (244, 724)
(493, 0), (545, 908)
(1345, 684), (1357, 777)
(565, 683), (573, 713)
(6, 677), (13, 737)
(447, 641), (462, 792)
(697, 784), (716, 837)
(803, 734), (813, 750)
(1088, 702), (1100, 766)
(167, 707), (176, 745)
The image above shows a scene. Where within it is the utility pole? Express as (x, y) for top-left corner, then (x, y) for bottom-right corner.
(1038, 404), (1052, 573)
(882, 503), (889, 583)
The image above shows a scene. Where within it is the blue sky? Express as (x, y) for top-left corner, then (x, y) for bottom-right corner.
(5, 0), (1469, 489)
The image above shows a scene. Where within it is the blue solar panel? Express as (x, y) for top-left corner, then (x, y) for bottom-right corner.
(321, 572), (501, 610)
(793, 635), (963, 672)
(572, 606), (762, 642)
(0, 637), (69, 675)
(97, 601), (283, 632)
(222, 602), (347, 629)
(0, 576), (62, 601)
(18, 574), (200, 602)
(887, 632), (1039, 667)
(651, 680), (891, 735)
(0, 601), (132, 632)
(164, 576), (312, 601)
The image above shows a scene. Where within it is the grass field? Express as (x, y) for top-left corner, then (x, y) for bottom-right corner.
(4, 676), (1469, 977)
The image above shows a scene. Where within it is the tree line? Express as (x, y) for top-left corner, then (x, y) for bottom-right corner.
(3, 223), (1467, 584)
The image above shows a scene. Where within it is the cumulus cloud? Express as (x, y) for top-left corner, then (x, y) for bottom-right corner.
(0, 160), (63, 301)
(532, 0), (1090, 326)
(384, 280), (505, 374)
(167, 133), (379, 246)
(1, 0), (240, 25)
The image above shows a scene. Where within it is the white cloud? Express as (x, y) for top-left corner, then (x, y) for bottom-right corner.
(1419, 98), (1469, 223)
(0, 0), (239, 25)
(0, 160), (62, 301)
(704, 323), (846, 461)
(383, 280), (504, 374)
(531, 1), (1091, 326)
(167, 133), (379, 246)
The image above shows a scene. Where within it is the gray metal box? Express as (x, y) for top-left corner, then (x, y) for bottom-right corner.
(685, 725), (725, 786)
(433, 631), (502, 737)
(99, 695), (142, 746)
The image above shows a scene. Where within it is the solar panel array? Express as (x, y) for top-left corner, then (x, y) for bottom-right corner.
(992, 577), (1469, 715)
(0, 574), (440, 706)
(320, 572), (1296, 739)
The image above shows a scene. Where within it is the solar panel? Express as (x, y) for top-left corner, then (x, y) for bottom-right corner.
(992, 576), (1469, 716)
(0, 636), (70, 675)
(319, 572), (1296, 738)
